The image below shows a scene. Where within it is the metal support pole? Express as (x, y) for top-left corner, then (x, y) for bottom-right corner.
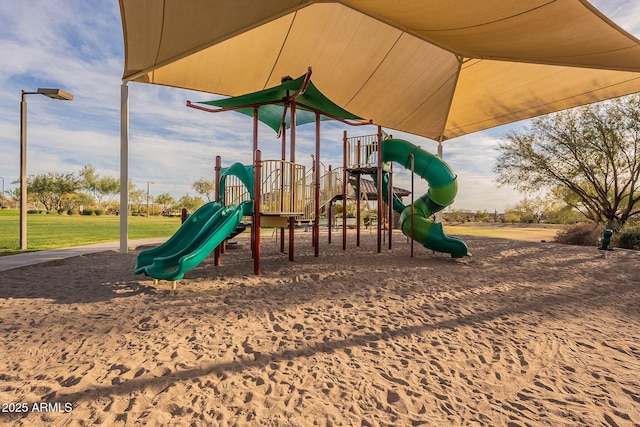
(120, 82), (129, 254)
(436, 140), (443, 224)
(328, 165), (332, 244)
(342, 131), (347, 250)
(388, 162), (393, 250)
(146, 181), (153, 217)
(410, 153), (415, 258)
(0, 176), (4, 209)
(289, 101), (296, 262)
(314, 113), (320, 257)
(252, 107), (259, 257)
(376, 126), (383, 253)
(280, 117), (286, 253)
(254, 150), (262, 275)
(19, 92), (28, 250)
(214, 155), (222, 266)
(356, 174), (361, 247)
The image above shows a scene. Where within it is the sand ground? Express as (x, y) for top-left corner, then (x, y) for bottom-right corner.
(0, 229), (638, 426)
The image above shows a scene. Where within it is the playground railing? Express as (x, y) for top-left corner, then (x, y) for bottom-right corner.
(261, 159), (306, 216)
(346, 133), (379, 169)
(320, 167), (345, 208)
(223, 180), (250, 207)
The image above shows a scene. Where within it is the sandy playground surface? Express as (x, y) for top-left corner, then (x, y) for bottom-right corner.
(0, 229), (639, 426)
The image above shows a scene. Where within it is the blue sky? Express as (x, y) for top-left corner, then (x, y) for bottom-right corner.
(0, 1), (638, 212)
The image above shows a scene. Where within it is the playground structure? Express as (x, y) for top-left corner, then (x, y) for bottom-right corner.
(135, 68), (469, 282)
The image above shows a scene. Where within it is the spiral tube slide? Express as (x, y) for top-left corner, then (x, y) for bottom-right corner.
(381, 139), (470, 258)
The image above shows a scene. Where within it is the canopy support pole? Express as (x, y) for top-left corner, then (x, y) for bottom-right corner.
(435, 139), (444, 224)
(119, 82), (129, 254)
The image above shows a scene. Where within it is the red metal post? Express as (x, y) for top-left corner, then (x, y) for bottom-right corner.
(254, 150), (262, 275)
(342, 131), (347, 250)
(410, 153), (415, 258)
(251, 107), (259, 258)
(328, 165), (332, 244)
(311, 157), (315, 247)
(388, 161), (393, 250)
(280, 116), (286, 253)
(377, 126), (383, 253)
(289, 101), (296, 262)
(314, 113), (320, 257)
(356, 175), (361, 247)
(214, 155), (222, 266)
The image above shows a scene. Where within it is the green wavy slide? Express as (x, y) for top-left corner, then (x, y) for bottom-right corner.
(135, 162), (254, 281)
(379, 138), (470, 258)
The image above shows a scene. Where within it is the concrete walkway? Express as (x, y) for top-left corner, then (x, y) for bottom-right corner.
(0, 238), (166, 272)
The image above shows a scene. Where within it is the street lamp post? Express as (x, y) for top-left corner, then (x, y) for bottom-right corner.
(20, 88), (73, 250)
(0, 176), (4, 209)
(146, 181), (154, 217)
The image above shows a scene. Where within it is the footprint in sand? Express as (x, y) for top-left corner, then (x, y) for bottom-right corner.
(137, 316), (159, 331)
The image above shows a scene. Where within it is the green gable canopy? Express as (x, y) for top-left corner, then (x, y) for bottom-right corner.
(195, 73), (364, 133)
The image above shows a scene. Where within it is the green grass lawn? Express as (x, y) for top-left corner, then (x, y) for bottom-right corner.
(0, 210), (181, 256)
(444, 222), (566, 242)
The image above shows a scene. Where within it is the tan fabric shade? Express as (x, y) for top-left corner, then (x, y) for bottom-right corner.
(118, 0), (640, 141)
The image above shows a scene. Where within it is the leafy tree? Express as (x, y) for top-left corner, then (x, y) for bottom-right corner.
(192, 178), (216, 202)
(473, 210), (490, 222)
(61, 192), (95, 213)
(178, 194), (205, 212)
(494, 95), (640, 227)
(543, 187), (588, 224)
(507, 198), (544, 223)
(79, 164), (119, 209)
(128, 181), (146, 214)
(155, 193), (176, 214)
(503, 211), (521, 223)
(444, 208), (472, 223)
(28, 172), (81, 213)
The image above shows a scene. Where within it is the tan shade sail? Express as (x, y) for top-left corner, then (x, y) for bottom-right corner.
(118, 0), (640, 141)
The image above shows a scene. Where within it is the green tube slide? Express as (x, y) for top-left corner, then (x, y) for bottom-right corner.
(380, 138), (470, 258)
(134, 163), (254, 281)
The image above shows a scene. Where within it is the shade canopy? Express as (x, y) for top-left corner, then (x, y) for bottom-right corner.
(191, 72), (364, 133)
(119, 0), (640, 141)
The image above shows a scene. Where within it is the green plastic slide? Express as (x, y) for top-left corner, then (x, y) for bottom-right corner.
(135, 162), (255, 281)
(134, 200), (252, 281)
(380, 138), (470, 258)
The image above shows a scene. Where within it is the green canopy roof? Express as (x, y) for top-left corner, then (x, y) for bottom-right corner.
(196, 73), (364, 133)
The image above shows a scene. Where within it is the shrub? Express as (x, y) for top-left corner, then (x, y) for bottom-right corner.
(554, 222), (604, 246)
(617, 226), (640, 250)
(94, 209), (104, 216)
(82, 208), (93, 216)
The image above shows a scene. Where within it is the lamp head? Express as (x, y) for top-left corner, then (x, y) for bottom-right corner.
(36, 88), (73, 101)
